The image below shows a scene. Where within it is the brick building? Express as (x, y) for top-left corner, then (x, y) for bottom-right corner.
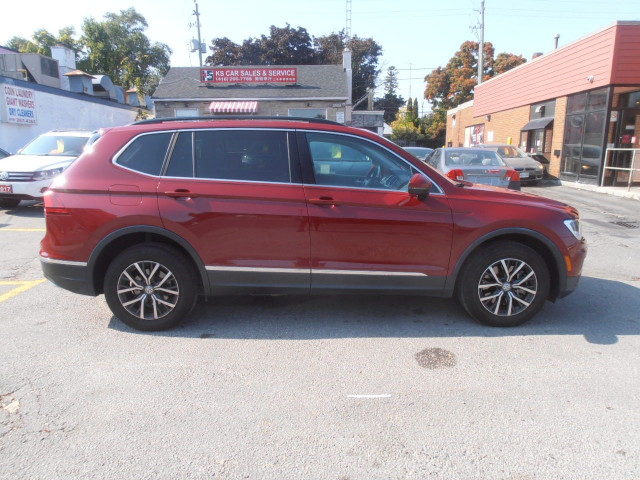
(446, 21), (640, 186)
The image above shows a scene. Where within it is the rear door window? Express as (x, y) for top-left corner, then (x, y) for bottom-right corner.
(115, 133), (172, 175)
(165, 132), (194, 178)
(194, 130), (291, 183)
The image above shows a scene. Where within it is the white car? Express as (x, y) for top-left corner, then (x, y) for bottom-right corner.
(0, 130), (96, 208)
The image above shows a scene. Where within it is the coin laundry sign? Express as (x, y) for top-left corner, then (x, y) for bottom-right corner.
(2, 85), (37, 125)
(201, 67), (297, 84)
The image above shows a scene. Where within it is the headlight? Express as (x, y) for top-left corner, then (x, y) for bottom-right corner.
(563, 218), (582, 240)
(33, 167), (64, 181)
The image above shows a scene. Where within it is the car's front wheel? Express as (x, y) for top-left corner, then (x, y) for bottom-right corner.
(458, 242), (550, 327)
(104, 243), (198, 331)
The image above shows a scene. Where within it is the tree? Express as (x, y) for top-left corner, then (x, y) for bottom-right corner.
(374, 66), (404, 123)
(383, 66), (399, 95)
(406, 97), (414, 120)
(422, 40), (526, 147)
(413, 98), (419, 118)
(206, 26), (383, 105)
(6, 27), (80, 57)
(494, 52), (526, 75)
(77, 8), (171, 94)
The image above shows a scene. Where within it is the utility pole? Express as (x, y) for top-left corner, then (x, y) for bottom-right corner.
(477, 0), (485, 85)
(193, 0), (203, 67)
(408, 62), (413, 99)
(346, 0), (352, 42)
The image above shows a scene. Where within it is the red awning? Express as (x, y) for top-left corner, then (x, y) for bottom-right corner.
(209, 101), (257, 113)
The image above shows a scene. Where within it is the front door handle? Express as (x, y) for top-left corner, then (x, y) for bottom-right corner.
(164, 189), (196, 199)
(309, 196), (341, 206)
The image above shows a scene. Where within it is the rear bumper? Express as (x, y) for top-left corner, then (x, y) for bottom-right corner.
(40, 257), (96, 296)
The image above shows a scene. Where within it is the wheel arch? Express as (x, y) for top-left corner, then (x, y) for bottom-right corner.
(88, 226), (210, 296)
(446, 228), (566, 302)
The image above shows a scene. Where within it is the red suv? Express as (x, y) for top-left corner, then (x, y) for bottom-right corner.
(40, 117), (587, 331)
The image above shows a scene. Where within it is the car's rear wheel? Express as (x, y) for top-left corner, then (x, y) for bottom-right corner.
(0, 198), (20, 209)
(457, 242), (550, 327)
(104, 243), (198, 331)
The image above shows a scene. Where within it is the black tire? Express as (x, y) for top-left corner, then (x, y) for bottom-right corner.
(0, 198), (20, 209)
(457, 242), (550, 327)
(104, 243), (198, 331)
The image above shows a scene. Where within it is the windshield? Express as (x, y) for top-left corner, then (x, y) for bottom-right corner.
(20, 135), (89, 156)
(496, 146), (527, 158)
(445, 150), (506, 167)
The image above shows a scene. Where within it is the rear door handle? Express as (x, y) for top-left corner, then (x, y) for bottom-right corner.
(309, 196), (341, 206)
(164, 189), (197, 199)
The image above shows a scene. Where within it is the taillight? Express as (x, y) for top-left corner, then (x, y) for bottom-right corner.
(43, 190), (69, 215)
(505, 170), (520, 182)
(447, 169), (465, 181)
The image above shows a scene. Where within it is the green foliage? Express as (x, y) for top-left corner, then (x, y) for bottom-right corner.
(206, 26), (382, 104)
(6, 27), (80, 57)
(374, 66), (404, 123)
(77, 8), (171, 95)
(413, 98), (419, 119)
(6, 8), (171, 95)
(406, 97), (413, 119)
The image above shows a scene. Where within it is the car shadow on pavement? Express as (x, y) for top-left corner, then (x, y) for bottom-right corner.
(107, 276), (640, 345)
(0, 203), (44, 218)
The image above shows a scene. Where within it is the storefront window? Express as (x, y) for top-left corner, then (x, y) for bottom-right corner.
(587, 88), (608, 111)
(561, 87), (610, 182)
(567, 93), (587, 114)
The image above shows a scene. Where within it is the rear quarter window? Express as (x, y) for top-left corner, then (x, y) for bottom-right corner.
(115, 132), (172, 175)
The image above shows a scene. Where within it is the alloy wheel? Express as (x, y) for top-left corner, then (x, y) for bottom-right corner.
(477, 258), (537, 317)
(116, 261), (179, 320)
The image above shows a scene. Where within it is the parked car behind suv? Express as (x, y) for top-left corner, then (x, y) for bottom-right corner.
(426, 147), (521, 190)
(0, 130), (95, 208)
(40, 117), (586, 331)
(476, 144), (545, 182)
(403, 147), (434, 162)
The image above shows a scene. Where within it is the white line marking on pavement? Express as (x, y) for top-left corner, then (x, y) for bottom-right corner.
(347, 394), (392, 399)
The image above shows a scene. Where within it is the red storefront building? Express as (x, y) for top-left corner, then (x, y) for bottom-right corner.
(446, 21), (640, 186)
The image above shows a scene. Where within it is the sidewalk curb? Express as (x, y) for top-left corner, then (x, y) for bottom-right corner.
(559, 180), (640, 201)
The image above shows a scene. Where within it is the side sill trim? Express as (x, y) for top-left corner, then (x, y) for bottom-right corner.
(205, 266), (428, 276)
(40, 256), (88, 267)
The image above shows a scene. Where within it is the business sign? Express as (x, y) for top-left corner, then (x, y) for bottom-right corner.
(2, 85), (37, 125)
(201, 67), (297, 84)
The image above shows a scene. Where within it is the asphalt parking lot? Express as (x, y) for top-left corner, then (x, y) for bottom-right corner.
(1, 184), (639, 479)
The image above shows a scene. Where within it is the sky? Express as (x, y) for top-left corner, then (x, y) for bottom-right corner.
(2, 0), (639, 115)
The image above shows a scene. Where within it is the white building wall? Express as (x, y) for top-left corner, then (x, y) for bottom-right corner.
(0, 85), (137, 153)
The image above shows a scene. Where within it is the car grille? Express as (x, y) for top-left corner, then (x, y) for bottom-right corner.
(0, 172), (36, 182)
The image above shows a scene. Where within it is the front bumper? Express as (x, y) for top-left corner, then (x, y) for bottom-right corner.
(0, 179), (51, 200)
(40, 257), (96, 296)
(557, 236), (587, 299)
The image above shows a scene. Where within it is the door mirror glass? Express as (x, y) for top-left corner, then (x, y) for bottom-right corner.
(408, 173), (432, 199)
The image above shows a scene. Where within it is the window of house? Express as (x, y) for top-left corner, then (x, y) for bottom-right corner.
(194, 130), (291, 183)
(115, 133), (172, 175)
(289, 108), (327, 119)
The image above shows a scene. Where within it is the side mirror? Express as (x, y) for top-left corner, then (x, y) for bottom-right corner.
(408, 173), (432, 200)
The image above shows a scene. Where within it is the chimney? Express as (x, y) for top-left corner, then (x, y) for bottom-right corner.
(554, 34), (560, 49)
(50, 45), (76, 91)
(532, 52), (543, 60)
(343, 48), (352, 124)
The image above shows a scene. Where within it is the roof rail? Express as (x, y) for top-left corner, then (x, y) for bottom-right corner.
(131, 115), (342, 126)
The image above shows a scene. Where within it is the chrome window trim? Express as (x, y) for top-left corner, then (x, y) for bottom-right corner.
(112, 128), (298, 184)
(301, 129), (445, 195)
(205, 265), (427, 276)
(40, 256), (88, 267)
(110, 127), (445, 196)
